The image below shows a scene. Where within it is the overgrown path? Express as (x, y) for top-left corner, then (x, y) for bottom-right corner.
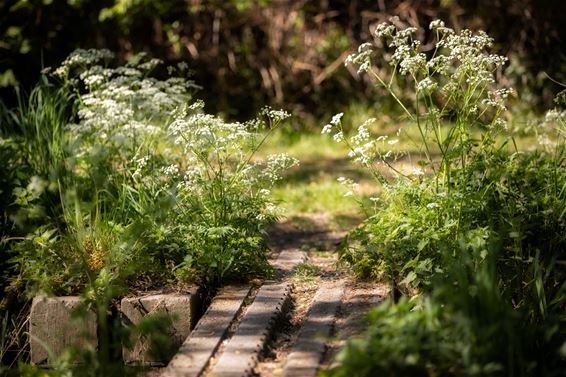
(254, 217), (388, 377)
(155, 132), (389, 376)
(159, 215), (387, 377)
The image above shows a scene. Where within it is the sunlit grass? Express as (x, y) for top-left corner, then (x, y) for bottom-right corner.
(260, 130), (377, 231)
(260, 110), (545, 233)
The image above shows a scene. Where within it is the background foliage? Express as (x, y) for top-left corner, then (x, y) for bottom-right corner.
(1, 0), (565, 120)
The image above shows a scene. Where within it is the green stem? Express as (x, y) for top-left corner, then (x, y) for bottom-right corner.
(370, 69), (414, 121)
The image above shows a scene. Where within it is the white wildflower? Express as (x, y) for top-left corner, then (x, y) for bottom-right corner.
(411, 167), (425, 176)
(321, 124), (333, 134)
(375, 22), (395, 38)
(162, 164), (180, 176)
(262, 107), (291, 123)
(429, 20), (445, 30)
(259, 189), (271, 196)
(493, 118), (508, 130)
(333, 131), (344, 142)
(416, 77), (437, 93)
(330, 112), (344, 126)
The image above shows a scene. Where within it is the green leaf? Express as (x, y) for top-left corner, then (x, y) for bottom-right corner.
(400, 271), (417, 286)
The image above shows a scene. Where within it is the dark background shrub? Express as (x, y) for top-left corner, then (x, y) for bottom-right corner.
(1, 0), (564, 120)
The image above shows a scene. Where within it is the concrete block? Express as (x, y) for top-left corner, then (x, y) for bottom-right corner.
(29, 296), (97, 365)
(210, 282), (293, 377)
(282, 280), (345, 377)
(121, 291), (200, 365)
(162, 285), (251, 377)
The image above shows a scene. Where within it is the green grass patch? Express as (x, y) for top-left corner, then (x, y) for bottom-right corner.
(293, 262), (322, 283)
(260, 130), (378, 231)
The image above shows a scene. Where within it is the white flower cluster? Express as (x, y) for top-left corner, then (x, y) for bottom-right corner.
(161, 164), (180, 177)
(482, 88), (514, 111)
(59, 52), (193, 156)
(337, 176), (359, 197)
(348, 118), (376, 166)
(132, 155), (151, 178)
(376, 22), (396, 38)
(416, 77), (437, 93)
(177, 167), (203, 195)
(429, 20), (454, 35)
(261, 107), (291, 124)
(544, 109), (566, 124)
(429, 20), (444, 30)
(53, 49), (114, 78)
(261, 154), (299, 182)
(321, 112), (343, 134)
(357, 20), (513, 124)
(168, 103), (298, 200)
(345, 44), (374, 74)
(539, 104), (565, 151)
(169, 111), (252, 156)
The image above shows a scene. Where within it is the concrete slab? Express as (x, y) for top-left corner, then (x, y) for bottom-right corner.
(209, 282), (292, 377)
(160, 285), (251, 377)
(29, 296), (97, 365)
(121, 290), (200, 365)
(271, 249), (307, 276)
(282, 280), (345, 377)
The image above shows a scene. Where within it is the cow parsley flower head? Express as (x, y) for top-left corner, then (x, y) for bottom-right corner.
(333, 131), (344, 142)
(53, 49), (114, 79)
(375, 22), (396, 38)
(261, 154), (299, 183)
(429, 20), (445, 30)
(345, 47), (373, 74)
(322, 112), (344, 134)
(417, 77), (438, 93)
(330, 112), (344, 125)
(544, 109), (566, 124)
(261, 107), (291, 125)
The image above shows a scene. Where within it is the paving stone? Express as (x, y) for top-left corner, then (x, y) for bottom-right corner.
(209, 282), (292, 377)
(160, 285), (251, 377)
(282, 280), (345, 377)
(29, 296), (97, 365)
(271, 249), (307, 276)
(121, 290), (200, 365)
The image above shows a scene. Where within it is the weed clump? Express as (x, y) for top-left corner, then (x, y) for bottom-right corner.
(324, 19), (566, 376)
(0, 50), (297, 372)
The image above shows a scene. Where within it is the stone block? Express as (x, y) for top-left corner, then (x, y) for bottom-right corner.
(29, 296), (97, 365)
(121, 291), (200, 365)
